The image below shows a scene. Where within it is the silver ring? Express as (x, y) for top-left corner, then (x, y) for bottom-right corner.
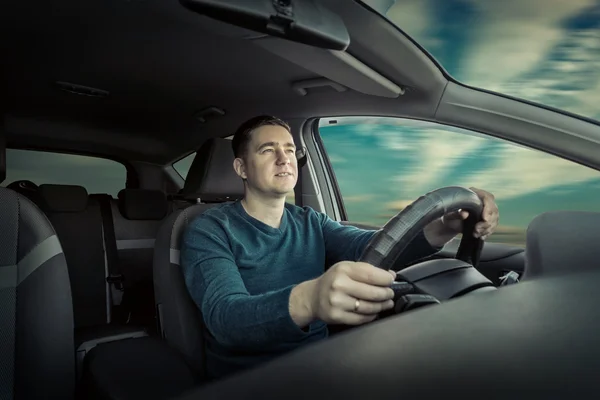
(354, 299), (360, 312)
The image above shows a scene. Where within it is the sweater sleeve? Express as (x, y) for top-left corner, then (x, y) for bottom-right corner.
(318, 212), (442, 268)
(180, 215), (311, 351)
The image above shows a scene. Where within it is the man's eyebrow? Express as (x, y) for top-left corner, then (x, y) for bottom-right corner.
(256, 141), (296, 151)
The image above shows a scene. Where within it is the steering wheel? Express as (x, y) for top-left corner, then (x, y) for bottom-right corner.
(359, 186), (496, 317)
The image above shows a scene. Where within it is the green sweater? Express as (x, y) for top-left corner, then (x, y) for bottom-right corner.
(181, 200), (439, 379)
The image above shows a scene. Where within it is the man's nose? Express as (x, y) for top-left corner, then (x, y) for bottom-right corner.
(276, 149), (290, 164)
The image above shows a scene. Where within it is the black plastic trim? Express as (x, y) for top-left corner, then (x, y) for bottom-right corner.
(311, 119), (348, 221)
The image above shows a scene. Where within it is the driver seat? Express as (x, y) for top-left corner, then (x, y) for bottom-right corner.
(0, 127), (75, 399)
(153, 138), (244, 380)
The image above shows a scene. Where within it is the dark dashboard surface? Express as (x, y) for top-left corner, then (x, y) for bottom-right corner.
(177, 268), (600, 400)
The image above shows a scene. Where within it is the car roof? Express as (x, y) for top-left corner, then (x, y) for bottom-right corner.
(0, 0), (447, 165)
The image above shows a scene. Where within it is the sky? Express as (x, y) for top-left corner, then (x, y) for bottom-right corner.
(320, 0), (600, 246)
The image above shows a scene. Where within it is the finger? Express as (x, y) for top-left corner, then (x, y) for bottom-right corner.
(341, 293), (395, 315)
(474, 221), (493, 236)
(444, 210), (469, 221)
(354, 298), (395, 316)
(337, 312), (378, 326)
(471, 187), (495, 201)
(475, 221), (492, 231)
(346, 262), (397, 287)
(482, 206), (498, 221)
(339, 279), (396, 302)
(481, 227), (495, 239)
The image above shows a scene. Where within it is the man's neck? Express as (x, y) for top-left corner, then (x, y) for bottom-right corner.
(241, 192), (287, 229)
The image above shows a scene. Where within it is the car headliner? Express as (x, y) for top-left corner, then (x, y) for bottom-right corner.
(3, 0), (600, 178)
(0, 0), (447, 165)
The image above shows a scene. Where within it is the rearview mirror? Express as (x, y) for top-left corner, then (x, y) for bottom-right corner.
(180, 0), (350, 51)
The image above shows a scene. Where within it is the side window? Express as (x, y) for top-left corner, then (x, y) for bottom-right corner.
(173, 152), (195, 180)
(2, 149), (127, 197)
(318, 117), (600, 247)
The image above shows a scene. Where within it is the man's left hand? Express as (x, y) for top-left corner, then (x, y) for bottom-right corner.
(423, 187), (499, 248)
(441, 187), (499, 240)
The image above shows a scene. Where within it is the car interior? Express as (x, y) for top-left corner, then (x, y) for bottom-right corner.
(2, 0), (600, 399)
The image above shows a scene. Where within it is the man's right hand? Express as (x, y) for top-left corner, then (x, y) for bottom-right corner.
(290, 261), (396, 327)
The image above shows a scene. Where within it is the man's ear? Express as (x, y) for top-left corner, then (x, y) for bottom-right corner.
(233, 157), (247, 180)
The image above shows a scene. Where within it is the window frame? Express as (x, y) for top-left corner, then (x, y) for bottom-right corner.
(310, 119), (349, 221)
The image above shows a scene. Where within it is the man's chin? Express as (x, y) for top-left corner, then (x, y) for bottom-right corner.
(270, 187), (295, 197)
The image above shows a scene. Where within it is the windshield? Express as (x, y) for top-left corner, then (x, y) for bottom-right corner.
(361, 0), (600, 123)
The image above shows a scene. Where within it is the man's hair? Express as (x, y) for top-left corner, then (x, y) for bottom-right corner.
(231, 115), (291, 159)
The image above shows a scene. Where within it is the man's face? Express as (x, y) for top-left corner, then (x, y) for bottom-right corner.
(234, 125), (298, 197)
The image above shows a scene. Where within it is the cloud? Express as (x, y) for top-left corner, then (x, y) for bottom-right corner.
(327, 155), (348, 163)
(385, 0), (434, 46)
(344, 194), (376, 203)
(392, 128), (487, 195)
(460, 144), (600, 200)
(459, 0), (596, 85)
(385, 199), (415, 211)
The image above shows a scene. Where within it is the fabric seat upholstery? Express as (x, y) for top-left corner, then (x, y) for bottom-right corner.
(0, 133), (75, 399)
(112, 188), (170, 330)
(524, 210), (600, 280)
(153, 138), (244, 378)
(37, 184), (108, 330)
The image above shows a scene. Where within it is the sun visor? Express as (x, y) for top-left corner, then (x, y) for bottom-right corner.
(252, 36), (404, 98)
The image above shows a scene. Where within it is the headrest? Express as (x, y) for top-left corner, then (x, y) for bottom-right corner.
(38, 184), (88, 213)
(524, 210), (600, 279)
(0, 129), (6, 184)
(181, 138), (244, 200)
(118, 189), (168, 220)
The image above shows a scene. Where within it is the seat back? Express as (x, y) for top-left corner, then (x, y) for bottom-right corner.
(37, 184), (109, 329)
(153, 138), (244, 378)
(112, 188), (169, 329)
(0, 133), (75, 399)
(524, 210), (600, 279)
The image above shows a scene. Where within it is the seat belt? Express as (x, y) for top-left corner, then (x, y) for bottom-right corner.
(294, 147), (307, 206)
(94, 194), (124, 292)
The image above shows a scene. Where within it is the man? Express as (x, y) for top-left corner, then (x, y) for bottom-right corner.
(180, 115), (499, 380)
